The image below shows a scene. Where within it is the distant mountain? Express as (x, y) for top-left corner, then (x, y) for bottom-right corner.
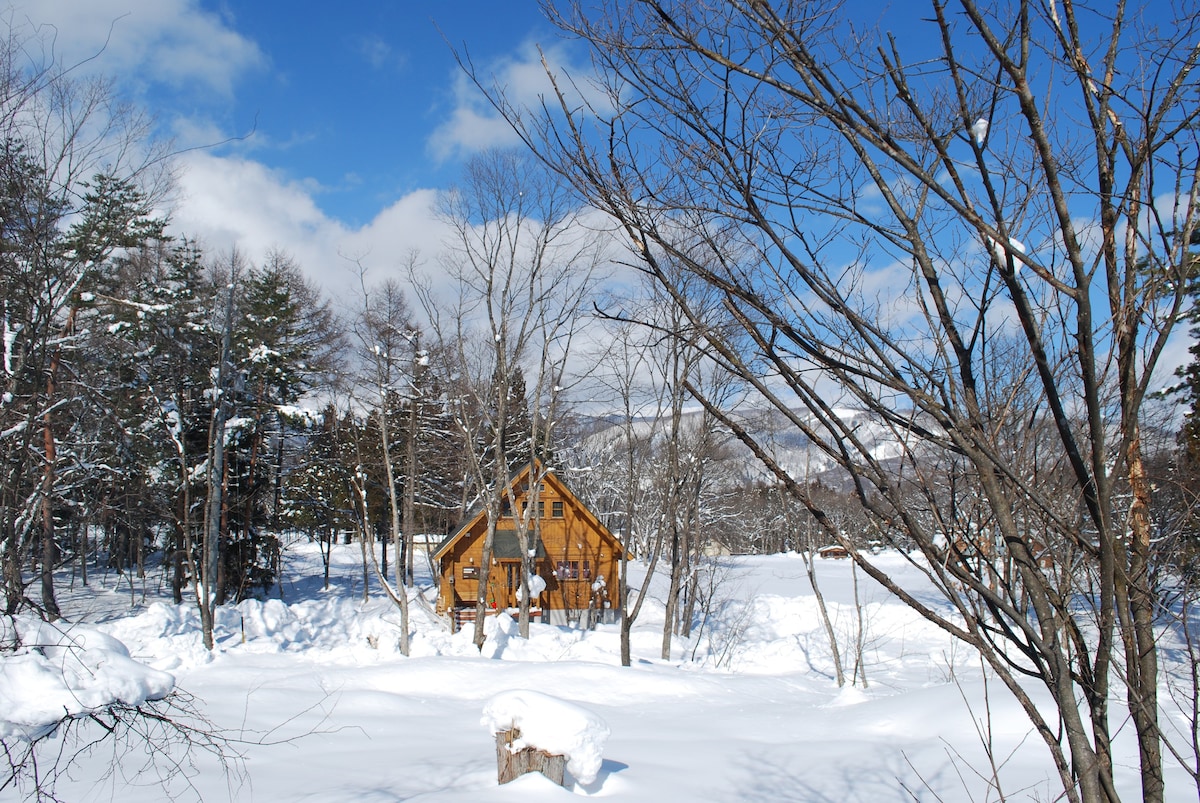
(574, 403), (922, 490)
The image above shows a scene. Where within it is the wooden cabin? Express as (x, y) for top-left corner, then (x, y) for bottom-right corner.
(434, 462), (625, 627)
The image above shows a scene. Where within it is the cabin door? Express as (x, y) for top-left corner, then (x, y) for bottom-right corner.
(502, 561), (521, 608)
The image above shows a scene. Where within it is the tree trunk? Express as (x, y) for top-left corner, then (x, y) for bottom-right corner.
(1122, 433), (1164, 802)
(802, 544), (844, 687)
(322, 528), (332, 591)
(201, 278), (236, 651)
(358, 526), (370, 603)
(170, 519), (184, 604)
(473, 516), (497, 651)
(619, 612), (632, 667)
(660, 524), (682, 660)
(78, 521), (88, 589)
(680, 567), (698, 639)
(494, 728), (566, 786)
(403, 335), (420, 588)
(2, 519), (21, 615)
(377, 406), (410, 656)
(850, 557), (868, 689)
(39, 319), (66, 621)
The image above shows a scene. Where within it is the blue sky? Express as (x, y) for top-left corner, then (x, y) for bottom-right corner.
(12, 0), (578, 292)
(13, 0), (1185, 316)
(177, 1), (561, 225)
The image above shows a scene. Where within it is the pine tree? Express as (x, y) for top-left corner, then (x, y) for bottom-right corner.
(483, 364), (533, 477)
(1, 155), (166, 617)
(219, 251), (342, 602)
(283, 403), (356, 590)
(0, 140), (67, 614)
(89, 238), (217, 603)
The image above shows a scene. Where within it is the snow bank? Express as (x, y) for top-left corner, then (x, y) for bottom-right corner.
(481, 689), (610, 784)
(0, 617), (175, 741)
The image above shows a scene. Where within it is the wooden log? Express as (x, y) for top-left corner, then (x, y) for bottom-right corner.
(495, 727), (567, 786)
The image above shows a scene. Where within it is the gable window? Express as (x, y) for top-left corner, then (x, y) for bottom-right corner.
(552, 500), (564, 518)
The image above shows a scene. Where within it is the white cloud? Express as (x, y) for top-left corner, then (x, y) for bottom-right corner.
(428, 40), (604, 162)
(168, 152), (452, 302)
(429, 92), (524, 162)
(6, 0), (264, 96)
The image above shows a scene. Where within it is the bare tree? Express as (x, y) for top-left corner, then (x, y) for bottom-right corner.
(415, 149), (601, 647)
(488, 1), (1200, 800)
(776, 477), (847, 687)
(349, 273), (419, 655)
(578, 312), (670, 665)
(199, 257), (240, 652)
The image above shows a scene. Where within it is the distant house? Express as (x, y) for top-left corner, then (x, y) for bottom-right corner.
(434, 462), (625, 627)
(817, 544), (850, 559)
(701, 538), (733, 558)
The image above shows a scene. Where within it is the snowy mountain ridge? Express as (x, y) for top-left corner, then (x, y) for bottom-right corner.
(578, 403), (922, 486)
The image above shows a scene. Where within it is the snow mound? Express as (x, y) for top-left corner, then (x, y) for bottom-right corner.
(0, 617), (175, 741)
(482, 689), (610, 784)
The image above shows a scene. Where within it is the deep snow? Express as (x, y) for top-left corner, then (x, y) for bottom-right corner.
(2, 540), (1194, 801)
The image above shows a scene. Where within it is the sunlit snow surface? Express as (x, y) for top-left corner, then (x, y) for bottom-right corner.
(7, 543), (1191, 801)
(0, 618), (174, 741)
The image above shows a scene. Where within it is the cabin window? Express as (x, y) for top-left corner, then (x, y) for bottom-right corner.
(538, 501), (546, 517)
(555, 560), (590, 580)
(552, 500), (564, 518)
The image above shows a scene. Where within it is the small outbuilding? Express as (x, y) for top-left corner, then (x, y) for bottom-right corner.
(434, 461), (625, 627)
(817, 544), (850, 559)
(701, 538), (733, 558)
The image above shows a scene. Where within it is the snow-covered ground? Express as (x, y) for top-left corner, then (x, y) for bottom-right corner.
(3, 542), (1193, 801)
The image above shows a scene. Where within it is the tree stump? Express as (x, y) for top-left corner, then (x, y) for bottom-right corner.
(495, 727), (567, 786)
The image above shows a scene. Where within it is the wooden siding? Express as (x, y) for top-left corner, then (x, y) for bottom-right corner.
(436, 465), (623, 617)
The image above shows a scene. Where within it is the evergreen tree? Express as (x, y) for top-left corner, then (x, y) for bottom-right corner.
(282, 403), (356, 590)
(219, 251), (342, 602)
(0, 140), (68, 614)
(483, 364), (533, 476)
(87, 237), (216, 603)
(1, 153), (166, 617)
(1164, 229), (1200, 582)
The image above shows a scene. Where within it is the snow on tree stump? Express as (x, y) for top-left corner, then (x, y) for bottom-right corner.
(482, 690), (610, 788)
(494, 726), (567, 785)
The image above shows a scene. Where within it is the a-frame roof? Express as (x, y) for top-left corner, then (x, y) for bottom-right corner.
(432, 460), (622, 561)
